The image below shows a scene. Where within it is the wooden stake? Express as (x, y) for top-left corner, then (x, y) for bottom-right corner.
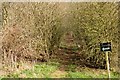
(106, 52), (110, 79)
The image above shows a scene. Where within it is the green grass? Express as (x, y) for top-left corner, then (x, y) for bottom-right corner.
(1, 62), (120, 78)
(66, 64), (77, 72)
(20, 62), (59, 78)
(65, 71), (119, 78)
(65, 71), (92, 78)
(0, 76), (4, 80)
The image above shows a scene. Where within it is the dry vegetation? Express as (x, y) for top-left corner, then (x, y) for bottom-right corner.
(0, 2), (119, 75)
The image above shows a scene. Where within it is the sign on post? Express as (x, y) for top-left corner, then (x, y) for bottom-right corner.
(100, 42), (111, 52)
(100, 42), (111, 79)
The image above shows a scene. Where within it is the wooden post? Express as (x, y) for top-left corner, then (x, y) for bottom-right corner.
(105, 52), (110, 79)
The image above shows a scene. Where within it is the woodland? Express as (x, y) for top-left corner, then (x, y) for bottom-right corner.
(0, 2), (120, 78)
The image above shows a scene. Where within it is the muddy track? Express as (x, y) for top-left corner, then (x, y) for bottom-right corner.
(53, 47), (86, 67)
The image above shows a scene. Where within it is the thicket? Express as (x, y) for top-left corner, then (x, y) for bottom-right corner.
(70, 3), (119, 70)
(1, 2), (68, 72)
(1, 2), (119, 72)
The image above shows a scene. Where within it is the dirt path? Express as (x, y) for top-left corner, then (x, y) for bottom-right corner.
(53, 47), (85, 65)
(51, 70), (67, 78)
